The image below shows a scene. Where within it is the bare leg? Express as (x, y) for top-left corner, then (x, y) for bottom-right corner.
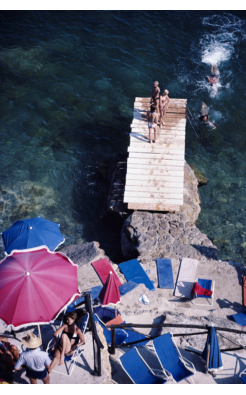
(149, 127), (152, 143)
(211, 64), (214, 74)
(10, 345), (19, 362)
(48, 348), (61, 373)
(58, 334), (71, 366)
(30, 378), (37, 384)
(153, 127), (157, 143)
(43, 373), (50, 384)
(162, 109), (166, 125)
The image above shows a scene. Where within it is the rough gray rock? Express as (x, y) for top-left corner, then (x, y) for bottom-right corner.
(162, 312), (246, 353)
(121, 211), (218, 261)
(60, 241), (105, 267)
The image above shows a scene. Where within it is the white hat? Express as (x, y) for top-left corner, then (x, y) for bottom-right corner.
(21, 333), (42, 349)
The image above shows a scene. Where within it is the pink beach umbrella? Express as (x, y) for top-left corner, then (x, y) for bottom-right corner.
(99, 271), (121, 318)
(0, 246), (80, 333)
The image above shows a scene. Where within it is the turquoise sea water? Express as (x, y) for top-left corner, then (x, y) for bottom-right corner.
(1, 10), (246, 262)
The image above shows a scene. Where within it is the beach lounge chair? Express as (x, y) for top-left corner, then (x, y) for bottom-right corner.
(94, 313), (148, 346)
(192, 278), (214, 306)
(240, 368), (246, 383)
(150, 332), (195, 383)
(46, 312), (89, 376)
(119, 259), (155, 291)
(174, 257), (198, 299)
(119, 346), (167, 384)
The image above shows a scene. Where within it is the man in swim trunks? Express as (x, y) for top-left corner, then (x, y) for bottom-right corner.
(150, 81), (160, 114)
(199, 102), (216, 129)
(147, 104), (158, 144)
(206, 64), (219, 85)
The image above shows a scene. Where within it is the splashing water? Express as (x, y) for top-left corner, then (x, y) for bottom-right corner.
(201, 13), (245, 66)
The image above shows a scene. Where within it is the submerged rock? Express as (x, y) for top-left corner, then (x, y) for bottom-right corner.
(189, 163), (209, 186)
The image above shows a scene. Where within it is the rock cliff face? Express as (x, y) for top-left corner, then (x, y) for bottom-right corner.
(121, 163), (217, 261)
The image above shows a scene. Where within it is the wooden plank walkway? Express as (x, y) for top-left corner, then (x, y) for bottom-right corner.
(124, 97), (187, 211)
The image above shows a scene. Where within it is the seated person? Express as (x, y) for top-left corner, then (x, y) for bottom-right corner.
(199, 102), (216, 129)
(0, 336), (20, 379)
(14, 333), (51, 384)
(206, 64), (219, 85)
(48, 311), (85, 373)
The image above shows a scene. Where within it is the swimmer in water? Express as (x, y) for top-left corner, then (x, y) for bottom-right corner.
(199, 102), (216, 129)
(206, 64), (219, 85)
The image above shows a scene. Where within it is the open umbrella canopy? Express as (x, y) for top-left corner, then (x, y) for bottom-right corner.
(2, 217), (65, 255)
(0, 246), (79, 329)
(99, 271), (121, 307)
(202, 326), (223, 372)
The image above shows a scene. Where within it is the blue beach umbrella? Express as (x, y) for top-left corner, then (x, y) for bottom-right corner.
(2, 217), (65, 254)
(202, 326), (223, 373)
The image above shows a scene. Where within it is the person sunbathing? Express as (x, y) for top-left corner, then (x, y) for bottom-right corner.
(48, 311), (85, 373)
(0, 336), (20, 377)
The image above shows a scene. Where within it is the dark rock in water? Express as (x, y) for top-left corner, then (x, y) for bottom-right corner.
(189, 163), (209, 186)
(60, 241), (104, 267)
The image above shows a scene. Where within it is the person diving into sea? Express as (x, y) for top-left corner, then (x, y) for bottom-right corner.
(206, 64), (220, 86)
(199, 102), (216, 129)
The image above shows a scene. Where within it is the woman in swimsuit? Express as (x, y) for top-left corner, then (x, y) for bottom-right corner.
(147, 104), (158, 143)
(48, 311), (85, 372)
(159, 89), (170, 127)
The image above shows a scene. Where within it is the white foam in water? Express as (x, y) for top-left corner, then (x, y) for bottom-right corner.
(202, 43), (232, 66)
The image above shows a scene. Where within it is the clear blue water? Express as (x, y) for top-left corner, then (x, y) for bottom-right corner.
(1, 10), (246, 263)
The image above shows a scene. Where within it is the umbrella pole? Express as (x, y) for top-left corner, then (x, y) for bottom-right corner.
(205, 343), (210, 374)
(37, 324), (42, 344)
(115, 306), (117, 318)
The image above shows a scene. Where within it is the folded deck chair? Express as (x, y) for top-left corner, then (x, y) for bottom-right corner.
(151, 332), (195, 383)
(46, 312), (89, 376)
(192, 278), (215, 306)
(119, 347), (167, 384)
(119, 259), (155, 291)
(156, 258), (174, 289)
(91, 258), (122, 288)
(174, 257), (198, 298)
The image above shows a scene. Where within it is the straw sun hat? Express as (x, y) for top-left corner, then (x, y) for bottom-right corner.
(21, 333), (42, 349)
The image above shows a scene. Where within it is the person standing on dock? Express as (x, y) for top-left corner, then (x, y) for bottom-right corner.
(159, 89), (170, 127)
(150, 81), (160, 114)
(147, 104), (158, 144)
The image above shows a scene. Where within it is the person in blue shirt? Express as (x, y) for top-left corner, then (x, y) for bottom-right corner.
(15, 333), (51, 384)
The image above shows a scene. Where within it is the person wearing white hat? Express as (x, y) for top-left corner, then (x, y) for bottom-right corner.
(14, 333), (51, 384)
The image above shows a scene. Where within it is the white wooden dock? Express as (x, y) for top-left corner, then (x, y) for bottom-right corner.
(124, 97), (187, 211)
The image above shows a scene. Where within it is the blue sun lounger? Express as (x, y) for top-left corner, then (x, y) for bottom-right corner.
(156, 258), (174, 289)
(119, 259), (155, 291)
(94, 313), (148, 346)
(120, 347), (167, 384)
(152, 332), (195, 383)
